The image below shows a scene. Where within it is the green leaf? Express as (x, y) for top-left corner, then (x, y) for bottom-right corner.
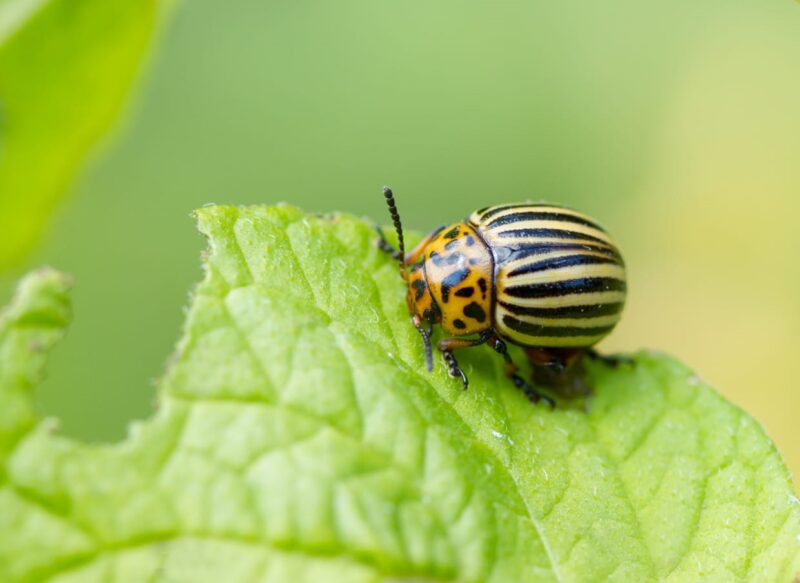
(0, 0), (166, 270)
(1, 205), (799, 582)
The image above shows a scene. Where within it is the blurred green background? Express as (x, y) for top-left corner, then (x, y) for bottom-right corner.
(1, 0), (799, 480)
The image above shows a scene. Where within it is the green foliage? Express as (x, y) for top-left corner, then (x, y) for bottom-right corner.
(1, 206), (799, 582)
(0, 0), (165, 270)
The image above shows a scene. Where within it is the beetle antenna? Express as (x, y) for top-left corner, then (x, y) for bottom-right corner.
(382, 186), (406, 268)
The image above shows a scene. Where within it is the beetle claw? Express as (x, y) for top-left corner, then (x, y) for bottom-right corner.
(455, 368), (469, 390)
(442, 350), (469, 390)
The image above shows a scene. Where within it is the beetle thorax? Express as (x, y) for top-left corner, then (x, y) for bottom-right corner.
(412, 222), (494, 336)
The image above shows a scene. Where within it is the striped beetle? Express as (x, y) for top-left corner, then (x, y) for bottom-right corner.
(377, 187), (627, 406)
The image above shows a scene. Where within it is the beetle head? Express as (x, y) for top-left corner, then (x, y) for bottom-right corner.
(406, 261), (440, 328)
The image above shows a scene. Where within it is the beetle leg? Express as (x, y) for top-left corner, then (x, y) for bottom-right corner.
(442, 350), (469, 389)
(526, 347), (593, 399)
(585, 348), (634, 368)
(490, 336), (555, 408)
(437, 330), (492, 390)
(411, 315), (434, 371)
(374, 225), (403, 261)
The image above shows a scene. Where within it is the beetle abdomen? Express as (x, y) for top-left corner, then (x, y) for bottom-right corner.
(469, 204), (626, 348)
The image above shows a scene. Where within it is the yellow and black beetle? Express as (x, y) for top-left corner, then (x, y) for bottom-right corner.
(377, 187), (627, 406)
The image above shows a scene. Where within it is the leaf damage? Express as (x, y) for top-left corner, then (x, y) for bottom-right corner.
(0, 205), (798, 583)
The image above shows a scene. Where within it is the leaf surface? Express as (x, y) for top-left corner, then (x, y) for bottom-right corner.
(0, 0), (165, 269)
(1, 206), (799, 582)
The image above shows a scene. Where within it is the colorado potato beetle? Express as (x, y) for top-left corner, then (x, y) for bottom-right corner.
(377, 187), (627, 406)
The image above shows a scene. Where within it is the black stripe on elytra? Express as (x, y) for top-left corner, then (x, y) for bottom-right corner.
(440, 268), (471, 302)
(463, 302), (486, 323)
(494, 243), (622, 265)
(503, 277), (626, 298)
(486, 210), (604, 232)
(455, 287), (474, 298)
(507, 254), (618, 277)
(478, 204), (549, 222)
(496, 227), (611, 246)
(502, 315), (616, 338)
(498, 300), (625, 319)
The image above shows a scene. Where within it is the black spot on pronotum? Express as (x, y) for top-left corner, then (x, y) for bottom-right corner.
(455, 287), (474, 298)
(446, 253), (464, 266)
(440, 268), (471, 302)
(412, 279), (426, 300)
(431, 251), (464, 268)
(478, 278), (488, 298)
(443, 226), (460, 239)
(453, 319), (467, 329)
(463, 302), (486, 323)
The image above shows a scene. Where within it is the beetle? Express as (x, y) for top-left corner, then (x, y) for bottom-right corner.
(376, 186), (627, 406)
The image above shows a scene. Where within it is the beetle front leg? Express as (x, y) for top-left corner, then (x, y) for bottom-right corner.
(437, 331), (492, 390)
(441, 349), (469, 389)
(490, 336), (555, 408)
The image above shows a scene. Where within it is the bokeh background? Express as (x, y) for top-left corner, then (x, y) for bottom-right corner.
(1, 0), (799, 480)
